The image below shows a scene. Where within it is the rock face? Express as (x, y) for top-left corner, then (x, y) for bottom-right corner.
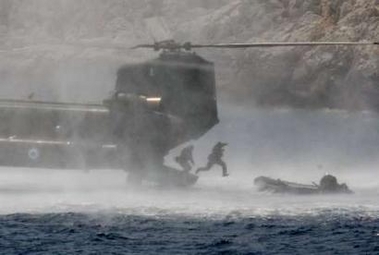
(177, 0), (379, 111)
(1, 0), (379, 111)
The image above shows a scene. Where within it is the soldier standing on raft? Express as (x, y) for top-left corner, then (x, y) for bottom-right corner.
(196, 142), (229, 177)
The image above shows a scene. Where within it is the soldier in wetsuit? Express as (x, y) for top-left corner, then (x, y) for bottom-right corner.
(175, 145), (195, 172)
(196, 142), (229, 177)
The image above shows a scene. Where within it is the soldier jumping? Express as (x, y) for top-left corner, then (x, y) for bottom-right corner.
(196, 142), (229, 177)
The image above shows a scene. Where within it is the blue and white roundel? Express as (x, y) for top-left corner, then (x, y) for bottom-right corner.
(28, 148), (40, 160)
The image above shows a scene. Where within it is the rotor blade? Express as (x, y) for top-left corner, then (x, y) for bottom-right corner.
(5, 41), (377, 52)
(0, 40), (134, 53)
(190, 41), (379, 48)
(130, 44), (155, 49)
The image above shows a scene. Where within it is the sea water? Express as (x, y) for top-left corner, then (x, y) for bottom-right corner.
(0, 107), (379, 254)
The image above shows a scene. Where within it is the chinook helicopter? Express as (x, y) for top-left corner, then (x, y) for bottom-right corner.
(0, 38), (378, 186)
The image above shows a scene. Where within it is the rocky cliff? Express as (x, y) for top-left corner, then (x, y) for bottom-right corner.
(1, 0), (379, 111)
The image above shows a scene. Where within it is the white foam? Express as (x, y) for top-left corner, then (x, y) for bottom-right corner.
(0, 107), (378, 217)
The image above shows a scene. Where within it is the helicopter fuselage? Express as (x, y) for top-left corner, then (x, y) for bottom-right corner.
(0, 51), (219, 186)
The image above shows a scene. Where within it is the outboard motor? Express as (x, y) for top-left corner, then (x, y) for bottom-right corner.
(319, 174), (352, 194)
(319, 175), (338, 192)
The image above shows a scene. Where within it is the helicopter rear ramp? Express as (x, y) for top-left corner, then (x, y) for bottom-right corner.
(145, 166), (198, 187)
